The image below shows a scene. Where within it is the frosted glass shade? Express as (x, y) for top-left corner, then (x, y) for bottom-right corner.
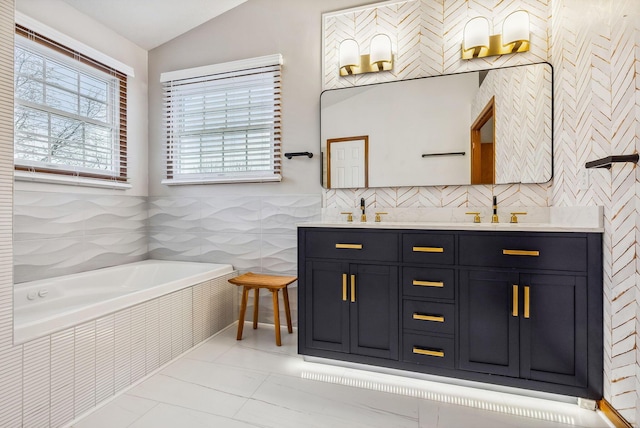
(502, 10), (530, 45)
(339, 39), (360, 69)
(463, 16), (490, 51)
(369, 34), (392, 65)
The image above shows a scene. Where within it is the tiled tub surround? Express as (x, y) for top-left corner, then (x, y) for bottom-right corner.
(13, 260), (234, 344)
(13, 271), (238, 428)
(13, 191), (148, 283)
(149, 194), (322, 327)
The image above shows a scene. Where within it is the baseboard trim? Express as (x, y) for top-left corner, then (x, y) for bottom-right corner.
(599, 399), (633, 428)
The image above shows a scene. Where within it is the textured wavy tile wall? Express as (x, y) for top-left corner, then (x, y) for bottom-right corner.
(149, 194), (321, 325)
(13, 191), (148, 283)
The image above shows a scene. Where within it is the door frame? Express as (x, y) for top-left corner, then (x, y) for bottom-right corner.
(471, 97), (495, 184)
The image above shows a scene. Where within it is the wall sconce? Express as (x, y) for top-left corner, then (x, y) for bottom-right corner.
(461, 10), (530, 59)
(339, 34), (394, 76)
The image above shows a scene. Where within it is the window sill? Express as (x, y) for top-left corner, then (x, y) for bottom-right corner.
(162, 175), (282, 185)
(15, 171), (132, 190)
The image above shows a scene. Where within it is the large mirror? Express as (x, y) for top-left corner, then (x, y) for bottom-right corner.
(320, 62), (553, 189)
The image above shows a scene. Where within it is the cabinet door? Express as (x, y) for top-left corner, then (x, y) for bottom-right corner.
(459, 269), (520, 377)
(305, 260), (350, 352)
(520, 274), (587, 387)
(350, 264), (399, 359)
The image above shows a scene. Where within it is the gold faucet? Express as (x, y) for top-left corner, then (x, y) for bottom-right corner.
(491, 196), (499, 223)
(510, 212), (527, 223)
(375, 212), (388, 222)
(360, 197), (366, 222)
(340, 212), (353, 222)
(465, 212), (481, 223)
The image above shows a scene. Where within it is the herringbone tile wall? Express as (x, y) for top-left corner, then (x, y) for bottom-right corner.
(324, 0), (640, 424)
(323, 0), (552, 211)
(551, 0), (640, 423)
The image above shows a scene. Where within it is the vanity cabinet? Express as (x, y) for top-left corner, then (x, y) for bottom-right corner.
(400, 232), (457, 370)
(298, 227), (603, 399)
(302, 230), (399, 360)
(459, 270), (587, 387)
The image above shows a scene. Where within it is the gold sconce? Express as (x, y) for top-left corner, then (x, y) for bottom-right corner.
(339, 34), (394, 76)
(461, 10), (530, 59)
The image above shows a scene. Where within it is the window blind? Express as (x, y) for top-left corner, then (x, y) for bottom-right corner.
(162, 55), (282, 184)
(14, 25), (127, 182)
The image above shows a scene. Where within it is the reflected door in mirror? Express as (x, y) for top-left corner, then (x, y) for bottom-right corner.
(327, 136), (369, 188)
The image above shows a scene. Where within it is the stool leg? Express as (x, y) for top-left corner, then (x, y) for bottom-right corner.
(253, 287), (260, 330)
(237, 286), (249, 341)
(283, 286), (293, 334)
(272, 290), (281, 346)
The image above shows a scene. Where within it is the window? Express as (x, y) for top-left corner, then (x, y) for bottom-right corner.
(14, 25), (127, 182)
(161, 54), (282, 184)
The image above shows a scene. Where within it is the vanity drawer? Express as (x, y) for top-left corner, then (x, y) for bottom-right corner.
(402, 267), (455, 300)
(305, 230), (398, 262)
(403, 301), (454, 335)
(402, 233), (454, 265)
(403, 333), (454, 369)
(459, 234), (587, 272)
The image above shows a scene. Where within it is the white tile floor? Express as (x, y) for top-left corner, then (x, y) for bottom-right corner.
(72, 323), (614, 428)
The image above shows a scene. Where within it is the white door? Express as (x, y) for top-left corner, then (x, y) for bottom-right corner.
(330, 140), (366, 188)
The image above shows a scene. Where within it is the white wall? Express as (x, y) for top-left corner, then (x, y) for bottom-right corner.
(14, 0), (149, 196)
(147, 0), (374, 197)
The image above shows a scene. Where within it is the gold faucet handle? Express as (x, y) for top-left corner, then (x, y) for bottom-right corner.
(375, 212), (388, 222)
(510, 212), (527, 223)
(465, 212), (481, 223)
(340, 212), (353, 222)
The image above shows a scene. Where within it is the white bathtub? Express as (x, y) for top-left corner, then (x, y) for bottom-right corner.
(14, 260), (234, 343)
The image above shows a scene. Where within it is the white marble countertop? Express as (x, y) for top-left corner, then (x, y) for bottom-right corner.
(298, 221), (604, 233)
(307, 206), (604, 233)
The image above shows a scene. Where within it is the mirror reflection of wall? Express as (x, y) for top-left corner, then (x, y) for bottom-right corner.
(320, 62), (553, 189)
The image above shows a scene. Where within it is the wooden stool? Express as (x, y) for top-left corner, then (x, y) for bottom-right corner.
(228, 272), (296, 346)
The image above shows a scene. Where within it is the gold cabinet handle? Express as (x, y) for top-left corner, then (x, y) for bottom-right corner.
(524, 286), (530, 319)
(503, 249), (540, 257)
(413, 246), (444, 253)
(342, 274), (347, 301)
(512, 285), (518, 317)
(336, 243), (363, 250)
(412, 280), (444, 288)
(412, 346), (444, 358)
(412, 313), (445, 323)
(350, 274), (356, 303)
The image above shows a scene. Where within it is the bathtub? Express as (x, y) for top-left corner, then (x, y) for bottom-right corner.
(14, 260), (234, 343)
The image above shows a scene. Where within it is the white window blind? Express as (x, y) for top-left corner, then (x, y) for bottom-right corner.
(162, 54), (282, 184)
(14, 25), (127, 182)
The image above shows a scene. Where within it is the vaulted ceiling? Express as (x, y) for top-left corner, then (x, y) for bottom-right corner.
(60, 0), (247, 50)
